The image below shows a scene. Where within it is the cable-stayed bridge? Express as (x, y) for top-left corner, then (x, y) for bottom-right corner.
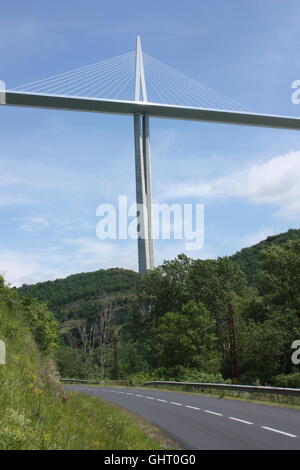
(3, 37), (300, 273)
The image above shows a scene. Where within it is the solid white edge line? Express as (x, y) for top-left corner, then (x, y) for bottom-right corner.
(229, 417), (253, 425)
(261, 426), (297, 438)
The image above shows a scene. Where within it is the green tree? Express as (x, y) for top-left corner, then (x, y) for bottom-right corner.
(21, 297), (60, 354)
(256, 240), (300, 312)
(155, 301), (219, 373)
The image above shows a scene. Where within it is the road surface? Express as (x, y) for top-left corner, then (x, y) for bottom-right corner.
(65, 385), (300, 450)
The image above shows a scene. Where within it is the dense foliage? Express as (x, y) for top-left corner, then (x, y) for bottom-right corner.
(17, 268), (139, 319)
(122, 238), (300, 385)
(0, 277), (164, 450)
(16, 229), (300, 387)
(231, 228), (300, 284)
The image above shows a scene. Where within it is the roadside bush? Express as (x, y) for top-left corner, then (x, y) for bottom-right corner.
(272, 372), (300, 388)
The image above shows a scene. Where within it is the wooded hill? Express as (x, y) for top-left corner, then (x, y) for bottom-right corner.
(16, 229), (300, 385)
(231, 228), (300, 283)
(17, 229), (300, 317)
(17, 268), (140, 322)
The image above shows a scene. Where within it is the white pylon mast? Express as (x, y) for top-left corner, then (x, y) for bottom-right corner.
(135, 36), (147, 102)
(133, 36), (154, 274)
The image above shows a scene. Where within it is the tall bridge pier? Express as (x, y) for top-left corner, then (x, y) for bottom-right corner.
(133, 37), (154, 273)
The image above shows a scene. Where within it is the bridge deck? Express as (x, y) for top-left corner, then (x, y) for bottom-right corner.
(4, 91), (300, 131)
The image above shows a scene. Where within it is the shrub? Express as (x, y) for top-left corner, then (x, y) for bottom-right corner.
(272, 373), (300, 388)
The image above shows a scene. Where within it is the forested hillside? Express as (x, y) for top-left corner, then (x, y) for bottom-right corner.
(17, 268), (139, 321)
(231, 229), (300, 284)
(17, 229), (300, 387)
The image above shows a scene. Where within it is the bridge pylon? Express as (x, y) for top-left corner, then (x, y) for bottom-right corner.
(133, 36), (154, 274)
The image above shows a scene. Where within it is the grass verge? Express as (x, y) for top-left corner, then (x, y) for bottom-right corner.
(142, 384), (300, 410)
(0, 287), (176, 450)
(41, 390), (177, 450)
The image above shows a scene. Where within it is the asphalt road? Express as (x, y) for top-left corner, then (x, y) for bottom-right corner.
(65, 385), (300, 450)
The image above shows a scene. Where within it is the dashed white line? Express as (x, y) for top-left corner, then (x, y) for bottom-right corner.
(74, 388), (299, 440)
(229, 417), (253, 425)
(204, 410), (223, 416)
(261, 426), (297, 438)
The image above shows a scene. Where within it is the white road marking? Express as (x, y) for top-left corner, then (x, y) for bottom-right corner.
(261, 426), (297, 438)
(204, 410), (223, 416)
(229, 417), (253, 425)
(72, 387), (300, 441)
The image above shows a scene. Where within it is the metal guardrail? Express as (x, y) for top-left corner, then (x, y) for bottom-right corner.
(143, 381), (300, 397)
(61, 378), (101, 384)
(61, 378), (128, 386)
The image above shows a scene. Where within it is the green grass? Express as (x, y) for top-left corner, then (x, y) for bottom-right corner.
(0, 290), (173, 450)
(141, 384), (300, 410)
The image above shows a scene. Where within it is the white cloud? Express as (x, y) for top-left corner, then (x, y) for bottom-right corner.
(162, 150), (300, 220)
(63, 237), (137, 271)
(0, 195), (37, 207)
(0, 236), (139, 287)
(15, 217), (50, 232)
(0, 250), (53, 287)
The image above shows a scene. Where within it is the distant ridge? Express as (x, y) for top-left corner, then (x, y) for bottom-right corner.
(17, 229), (300, 318)
(17, 268), (140, 321)
(231, 228), (300, 284)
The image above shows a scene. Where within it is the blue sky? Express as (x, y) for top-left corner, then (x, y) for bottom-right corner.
(0, 0), (300, 285)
